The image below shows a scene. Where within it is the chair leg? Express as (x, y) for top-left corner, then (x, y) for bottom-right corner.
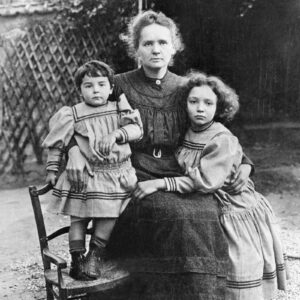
(46, 282), (54, 300)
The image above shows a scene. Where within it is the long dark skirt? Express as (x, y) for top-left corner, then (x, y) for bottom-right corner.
(107, 190), (229, 300)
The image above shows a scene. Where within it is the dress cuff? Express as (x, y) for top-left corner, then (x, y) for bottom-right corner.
(116, 128), (129, 144)
(164, 177), (177, 192)
(241, 154), (255, 176)
(46, 161), (60, 172)
(46, 148), (64, 172)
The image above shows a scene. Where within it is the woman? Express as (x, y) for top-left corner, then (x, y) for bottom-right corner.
(67, 10), (253, 299)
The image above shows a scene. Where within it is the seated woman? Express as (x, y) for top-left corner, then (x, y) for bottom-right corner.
(66, 10), (253, 299)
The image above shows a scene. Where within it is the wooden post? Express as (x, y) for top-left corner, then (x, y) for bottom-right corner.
(138, 0), (143, 13)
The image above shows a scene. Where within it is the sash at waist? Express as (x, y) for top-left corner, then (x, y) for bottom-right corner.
(90, 159), (132, 171)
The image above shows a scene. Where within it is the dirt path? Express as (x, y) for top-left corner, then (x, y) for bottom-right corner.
(0, 188), (68, 299)
(0, 164), (300, 299)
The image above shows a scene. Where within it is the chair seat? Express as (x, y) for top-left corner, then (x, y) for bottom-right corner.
(45, 260), (130, 296)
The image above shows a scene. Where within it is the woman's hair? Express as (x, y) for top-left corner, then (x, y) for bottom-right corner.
(126, 10), (184, 59)
(184, 71), (239, 124)
(74, 60), (114, 89)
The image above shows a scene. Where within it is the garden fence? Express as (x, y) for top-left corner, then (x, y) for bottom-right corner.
(1, 17), (300, 175)
(0, 22), (108, 175)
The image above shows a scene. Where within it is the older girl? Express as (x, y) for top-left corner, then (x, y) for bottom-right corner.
(67, 11), (253, 299)
(138, 71), (288, 300)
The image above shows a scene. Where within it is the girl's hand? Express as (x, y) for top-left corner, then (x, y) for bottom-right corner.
(66, 146), (93, 192)
(131, 179), (166, 201)
(98, 132), (118, 156)
(46, 171), (57, 186)
(223, 164), (251, 194)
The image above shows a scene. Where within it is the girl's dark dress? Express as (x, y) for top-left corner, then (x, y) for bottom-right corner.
(107, 68), (229, 300)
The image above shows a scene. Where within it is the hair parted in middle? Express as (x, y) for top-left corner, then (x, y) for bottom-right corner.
(126, 10), (184, 59)
(184, 71), (240, 124)
(74, 60), (114, 90)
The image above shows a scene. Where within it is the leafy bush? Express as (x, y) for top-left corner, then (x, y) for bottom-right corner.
(58, 0), (138, 72)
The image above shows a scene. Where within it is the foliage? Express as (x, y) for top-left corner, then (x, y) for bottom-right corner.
(151, 0), (300, 121)
(56, 0), (258, 73)
(58, 0), (138, 72)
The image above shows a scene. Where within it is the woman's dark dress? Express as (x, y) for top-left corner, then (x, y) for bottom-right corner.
(107, 69), (229, 300)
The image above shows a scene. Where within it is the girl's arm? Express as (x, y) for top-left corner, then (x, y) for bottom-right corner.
(241, 154), (254, 172)
(223, 154), (253, 194)
(132, 134), (242, 200)
(116, 93), (143, 143)
(165, 134), (241, 193)
(42, 107), (75, 180)
(65, 145), (93, 192)
(98, 93), (143, 155)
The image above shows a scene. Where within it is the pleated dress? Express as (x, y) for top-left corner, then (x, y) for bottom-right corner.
(42, 95), (143, 218)
(163, 121), (288, 300)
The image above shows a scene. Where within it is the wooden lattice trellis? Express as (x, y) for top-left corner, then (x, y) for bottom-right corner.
(0, 22), (109, 175)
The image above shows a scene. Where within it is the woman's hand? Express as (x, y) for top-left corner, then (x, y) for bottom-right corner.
(98, 132), (119, 156)
(66, 146), (93, 192)
(223, 164), (251, 194)
(45, 171), (57, 186)
(131, 179), (166, 201)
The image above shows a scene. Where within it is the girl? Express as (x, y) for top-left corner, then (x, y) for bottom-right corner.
(42, 60), (143, 280)
(133, 71), (288, 300)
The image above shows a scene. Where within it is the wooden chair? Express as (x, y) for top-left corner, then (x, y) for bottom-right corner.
(29, 183), (130, 300)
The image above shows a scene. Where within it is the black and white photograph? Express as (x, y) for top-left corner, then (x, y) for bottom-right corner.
(0, 0), (299, 299)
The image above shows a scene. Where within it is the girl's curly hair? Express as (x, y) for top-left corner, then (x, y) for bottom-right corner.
(126, 10), (184, 60)
(184, 71), (239, 124)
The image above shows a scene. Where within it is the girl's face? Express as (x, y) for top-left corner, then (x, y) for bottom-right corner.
(136, 23), (175, 72)
(80, 74), (112, 107)
(187, 85), (217, 127)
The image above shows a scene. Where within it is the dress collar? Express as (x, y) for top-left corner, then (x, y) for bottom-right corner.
(123, 68), (183, 98)
(139, 67), (170, 86)
(190, 120), (215, 133)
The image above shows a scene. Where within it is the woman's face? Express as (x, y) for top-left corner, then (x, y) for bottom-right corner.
(136, 23), (175, 72)
(187, 85), (217, 127)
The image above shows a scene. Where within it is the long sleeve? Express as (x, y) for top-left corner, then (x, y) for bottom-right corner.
(115, 93), (143, 143)
(42, 106), (74, 172)
(164, 134), (242, 194)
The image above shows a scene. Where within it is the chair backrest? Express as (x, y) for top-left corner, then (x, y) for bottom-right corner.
(29, 183), (67, 271)
(29, 183), (93, 270)
(29, 184), (53, 270)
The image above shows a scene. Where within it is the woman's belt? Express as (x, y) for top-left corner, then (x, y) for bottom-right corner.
(138, 146), (174, 158)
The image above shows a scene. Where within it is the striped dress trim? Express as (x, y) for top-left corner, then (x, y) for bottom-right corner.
(46, 161), (61, 170)
(227, 266), (283, 289)
(72, 106), (118, 122)
(182, 140), (206, 150)
(164, 177), (178, 192)
(119, 127), (129, 143)
(53, 189), (130, 201)
(263, 270), (277, 280)
(227, 278), (262, 289)
(276, 264), (286, 272)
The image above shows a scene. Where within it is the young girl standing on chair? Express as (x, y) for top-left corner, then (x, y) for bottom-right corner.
(133, 71), (288, 299)
(42, 60), (143, 280)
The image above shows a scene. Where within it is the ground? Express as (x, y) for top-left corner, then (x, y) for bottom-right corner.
(0, 125), (300, 299)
